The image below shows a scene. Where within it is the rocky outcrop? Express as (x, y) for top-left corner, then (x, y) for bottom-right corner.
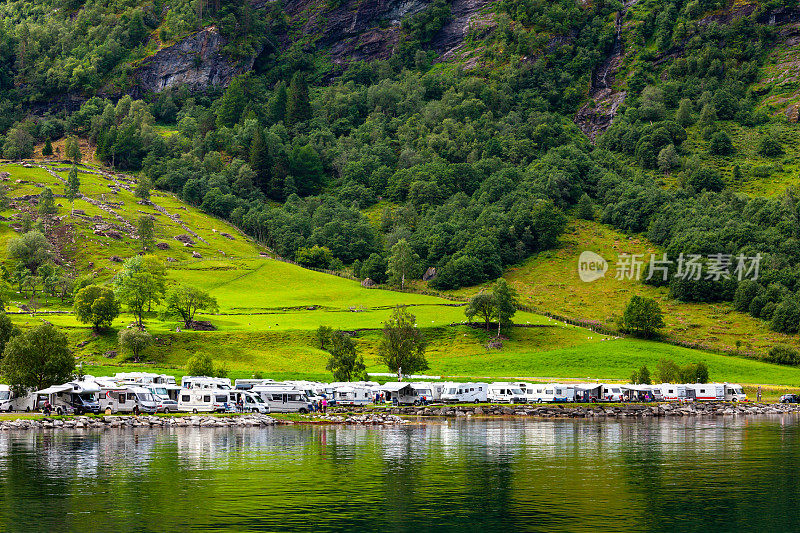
(133, 26), (255, 95)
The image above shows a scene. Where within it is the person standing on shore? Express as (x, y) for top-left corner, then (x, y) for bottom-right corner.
(322, 397), (328, 414)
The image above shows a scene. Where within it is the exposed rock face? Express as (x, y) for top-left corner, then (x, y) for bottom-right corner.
(133, 26), (255, 95)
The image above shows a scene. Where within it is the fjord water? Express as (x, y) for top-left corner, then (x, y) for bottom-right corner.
(0, 418), (798, 532)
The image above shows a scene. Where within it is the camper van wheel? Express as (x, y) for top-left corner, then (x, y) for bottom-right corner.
(413, 400), (421, 406)
(537, 399), (543, 403)
(6, 405), (12, 412)
(299, 408), (308, 414)
(75, 408), (83, 416)
(133, 406), (140, 416)
(192, 408), (198, 414)
(25, 407), (30, 412)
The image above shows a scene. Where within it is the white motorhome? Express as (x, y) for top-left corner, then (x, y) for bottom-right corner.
(35, 380), (102, 415)
(100, 385), (159, 414)
(723, 383), (747, 401)
(487, 383), (527, 404)
(178, 388), (231, 413)
(525, 384), (576, 403)
(0, 385), (11, 411)
(144, 384), (179, 412)
(253, 387), (312, 413)
(333, 385), (372, 406)
(440, 382), (488, 403)
(226, 390), (270, 413)
(181, 376), (232, 390)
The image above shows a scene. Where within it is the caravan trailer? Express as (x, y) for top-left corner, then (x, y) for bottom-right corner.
(252, 387), (312, 413)
(333, 385), (372, 406)
(487, 383), (527, 404)
(525, 384), (576, 403)
(600, 384), (625, 402)
(659, 384), (690, 402)
(440, 382), (488, 403)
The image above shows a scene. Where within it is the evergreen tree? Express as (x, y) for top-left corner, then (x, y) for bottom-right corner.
(249, 127), (271, 192)
(576, 193), (595, 220)
(42, 138), (53, 157)
(38, 187), (57, 216)
(286, 72), (312, 126)
(268, 81), (288, 124)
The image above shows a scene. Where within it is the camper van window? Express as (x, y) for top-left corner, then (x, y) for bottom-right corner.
(215, 395), (227, 402)
(448, 388), (457, 394)
(137, 393), (155, 402)
(181, 395), (190, 402)
(511, 388), (524, 395)
(203, 395), (211, 402)
(272, 394), (283, 401)
(154, 387), (168, 396)
(0, 391), (9, 401)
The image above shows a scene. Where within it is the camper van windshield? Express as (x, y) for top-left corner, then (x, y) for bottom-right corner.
(0, 391), (10, 400)
(153, 387), (168, 396)
(136, 393), (154, 402)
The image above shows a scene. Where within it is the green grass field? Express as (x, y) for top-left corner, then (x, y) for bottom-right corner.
(3, 161), (800, 387)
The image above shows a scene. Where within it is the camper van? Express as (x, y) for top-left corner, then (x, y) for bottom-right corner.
(253, 387), (312, 413)
(440, 382), (488, 403)
(525, 384), (576, 403)
(225, 390), (270, 413)
(487, 383), (527, 404)
(100, 385), (159, 414)
(723, 383), (747, 401)
(35, 381), (102, 415)
(0, 385), (11, 411)
(143, 385), (179, 412)
(178, 388), (232, 413)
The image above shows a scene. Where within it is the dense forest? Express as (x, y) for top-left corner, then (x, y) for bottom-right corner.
(0, 0), (800, 332)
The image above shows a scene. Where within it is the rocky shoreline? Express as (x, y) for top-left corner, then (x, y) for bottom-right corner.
(0, 412), (408, 431)
(334, 401), (800, 418)
(1, 403), (798, 431)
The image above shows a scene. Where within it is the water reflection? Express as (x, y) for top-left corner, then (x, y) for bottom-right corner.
(0, 417), (798, 531)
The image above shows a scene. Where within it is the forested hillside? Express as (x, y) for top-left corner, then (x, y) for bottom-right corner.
(1, 0), (800, 350)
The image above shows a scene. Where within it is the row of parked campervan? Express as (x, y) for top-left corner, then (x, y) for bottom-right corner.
(0, 376), (748, 414)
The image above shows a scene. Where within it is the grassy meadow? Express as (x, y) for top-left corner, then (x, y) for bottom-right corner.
(3, 161), (800, 387)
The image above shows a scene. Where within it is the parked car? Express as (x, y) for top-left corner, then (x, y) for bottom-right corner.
(780, 394), (800, 403)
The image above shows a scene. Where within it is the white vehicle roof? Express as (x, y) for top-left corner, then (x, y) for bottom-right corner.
(69, 380), (101, 394)
(36, 384), (74, 395)
(0, 384), (9, 391)
(376, 382), (415, 392)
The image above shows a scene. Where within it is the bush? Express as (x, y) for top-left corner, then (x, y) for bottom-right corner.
(759, 136), (784, 157)
(762, 345), (800, 366)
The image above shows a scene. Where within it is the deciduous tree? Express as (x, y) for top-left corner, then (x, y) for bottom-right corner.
(378, 306), (428, 380)
(74, 285), (120, 332)
(325, 331), (366, 382)
(1, 323), (73, 392)
(163, 284), (219, 328)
